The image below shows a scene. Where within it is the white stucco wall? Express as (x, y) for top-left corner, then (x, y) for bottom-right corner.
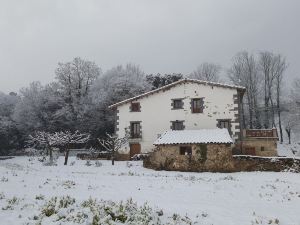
(116, 82), (241, 153)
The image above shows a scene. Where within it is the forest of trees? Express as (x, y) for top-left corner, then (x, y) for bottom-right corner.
(0, 52), (299, 155)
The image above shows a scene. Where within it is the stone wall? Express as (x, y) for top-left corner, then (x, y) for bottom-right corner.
(143, 144), (235, 172)
(232, 156), (300, 173)
(143, 144), (300, 173)
(241, 139), (277, 157)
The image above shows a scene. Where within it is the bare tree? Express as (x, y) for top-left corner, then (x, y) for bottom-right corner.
(49, 130), (90, 165)
(259, 52), (276, 128)
(273, 54), (288, 143)
(283, 108), (300, 144)
(291, 78), (300, 105)
(228, 51), (261, 129)
(98, 132), (129, 165)
(189, 63), (221, 82)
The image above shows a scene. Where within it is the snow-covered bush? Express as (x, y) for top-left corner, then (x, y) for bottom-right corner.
(41, 196), (76, 217)
(61, 180), (76, 189)
(85, 160), (92, 166)
(33, 197), (196, 224)
(0, 176), (8, 182)
(35, 194), (45, 200)
(95, 160), (102, 167)
(0, 192), (5, 200)
(2, 196), (20, 210)
(43, 160), (57, 166)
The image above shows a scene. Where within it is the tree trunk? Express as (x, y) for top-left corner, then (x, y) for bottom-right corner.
(285, 128), (291, 144)
(278, 113), (283, 143)
(241, 101), (246, 129)
(277, 85), (283, 143)
(247, 94), (253, 129)
(264, 73), (270, 129)
(49, 147), (53, 163)
(111, 154), (115, 165)
(64, 149), (69, 165)
(269, 96), (276, 128)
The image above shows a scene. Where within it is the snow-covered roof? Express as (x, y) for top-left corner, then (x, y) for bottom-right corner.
(108, 78), (246, 109)
(154, 129), (233, 145)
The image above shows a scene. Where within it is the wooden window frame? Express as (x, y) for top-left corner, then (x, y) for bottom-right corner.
(191, 98), (204, 113)
(130, 122), (141, 138)
(171, 120), (184, 130)
(172, 99), (183, 110)
(217, 119), (232, 135)
(130, 102), (140, 112)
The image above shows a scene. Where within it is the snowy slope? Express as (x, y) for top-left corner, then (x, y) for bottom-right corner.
(0, 157), (299, 225)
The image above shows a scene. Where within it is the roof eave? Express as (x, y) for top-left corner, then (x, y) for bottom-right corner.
(108, 78), (246, 109)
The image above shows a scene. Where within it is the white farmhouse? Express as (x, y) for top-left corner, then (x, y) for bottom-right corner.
(109, 79), (246, 158)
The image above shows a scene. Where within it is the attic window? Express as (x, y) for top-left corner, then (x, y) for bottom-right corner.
(130, 102), (140, 112)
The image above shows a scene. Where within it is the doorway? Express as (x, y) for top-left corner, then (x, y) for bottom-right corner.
(130, 143), (141, 158)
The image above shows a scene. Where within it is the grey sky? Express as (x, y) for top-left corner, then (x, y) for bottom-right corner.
(0, 0), (299, 93)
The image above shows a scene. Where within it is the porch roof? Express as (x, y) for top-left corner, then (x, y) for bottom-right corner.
(154, 129), (233, 145)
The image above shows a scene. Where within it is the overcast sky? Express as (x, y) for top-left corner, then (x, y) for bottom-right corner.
(0, 0), (299, 93)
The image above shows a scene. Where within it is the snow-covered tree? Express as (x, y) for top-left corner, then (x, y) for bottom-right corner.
(49, 130), (90, 165)
(55, 57), (101, 129)
(27, 131), (53, 162)
(98, 131), (129, 165)
(146, 73), (183, 90)
(93, 64), (149, 105)
(189, 63), (221, 82)
(88, 64), (149, 139)
(0, 92), (20, 154)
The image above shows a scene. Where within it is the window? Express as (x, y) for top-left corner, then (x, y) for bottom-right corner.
(191, 98), (204, 113)
(261, 146), (265, 151)
(130, 122), (141, 138)
(130, 102), (140, 112)
(217, 120), (232, 134)
(171, 121), (184, 130)
(180, 146), (192, 155)
(172, 99), (183, 109)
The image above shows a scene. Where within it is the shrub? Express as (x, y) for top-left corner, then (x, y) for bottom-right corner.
(95, 161), (102, 167)
(85, 160), (92, 166)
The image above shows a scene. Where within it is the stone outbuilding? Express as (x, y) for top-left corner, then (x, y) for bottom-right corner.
(239, 128), (278, 157)
(144, 129), (235, 172)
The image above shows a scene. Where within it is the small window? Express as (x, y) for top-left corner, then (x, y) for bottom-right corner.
(217, 120), (232, 134)
(130, 102), (140, 112)
(180, 146), (192, 155)
(191, 98), (204, 113)
(172, 99), (183, 109)
(130, 122), (141, 138)
(171, 121), (184, 130)
(261, 146), (265, 151)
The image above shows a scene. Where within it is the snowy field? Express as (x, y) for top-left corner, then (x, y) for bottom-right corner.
(0, 157), (300, 225)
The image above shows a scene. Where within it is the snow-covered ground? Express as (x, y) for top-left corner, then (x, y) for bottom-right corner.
(0, 157), (300, 225)
(278, 131), (300, 157)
